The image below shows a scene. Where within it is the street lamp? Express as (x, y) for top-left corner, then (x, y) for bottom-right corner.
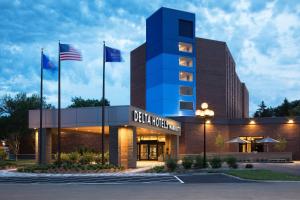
(195, 102), (214, 167)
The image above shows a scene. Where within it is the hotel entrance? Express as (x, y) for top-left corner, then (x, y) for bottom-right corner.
(137, 136), (165, 161)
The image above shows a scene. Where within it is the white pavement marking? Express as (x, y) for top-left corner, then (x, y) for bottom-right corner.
(174, 175), (184, 184)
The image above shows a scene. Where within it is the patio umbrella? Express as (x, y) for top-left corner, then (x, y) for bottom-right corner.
(226, 137), (250, 152)
(257, 137), (279, 152)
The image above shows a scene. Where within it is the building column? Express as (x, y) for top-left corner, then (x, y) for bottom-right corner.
(109, 126), (137, 168)
(35, 128), (52, 164)
(165, 135), (179, 159)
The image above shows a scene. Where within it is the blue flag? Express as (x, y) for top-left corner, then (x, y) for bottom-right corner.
(105, 46), (122, 62)
(42, 53), (56, 70)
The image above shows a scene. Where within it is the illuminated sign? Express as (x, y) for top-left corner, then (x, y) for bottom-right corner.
(133, 110), (180, 132)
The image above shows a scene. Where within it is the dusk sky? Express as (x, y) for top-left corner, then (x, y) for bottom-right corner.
(0, 0), (300, 115)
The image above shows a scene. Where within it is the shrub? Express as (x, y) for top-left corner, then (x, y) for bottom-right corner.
(182, 157), (193, 169)
(210, 157), (222, 168)
(79, 152), (95, 165)
(245, 164), (253, 169)
(194, 155), (207, 169)
(226, 157), (238, 169)
(0, 149), (8, 160)
(165, 158), (177, 172)
(68, 152), (80, 164)
(151, 166), (165, 173)
(60, 153), (72, 164)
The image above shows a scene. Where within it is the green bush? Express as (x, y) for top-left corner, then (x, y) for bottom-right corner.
(226, 157), (238, 169)
(182, 157), (193, 169)
(210, 157), (222, 168)
(151, 166), (165, 173)
(68, 152), (80, 164)
(245, 164), (253, 169)
(79, 152), (95, 165)
(194, 155), (207, 169)
(165, 158), (177, 172)
(0, 149), (8, 160)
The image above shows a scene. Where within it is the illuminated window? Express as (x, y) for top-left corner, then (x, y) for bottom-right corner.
(179, 71), (193, 82)
(180, 86), (193, 96)
(178, 42), (193, 53)
(179, 57), (193, 67)
(180, 101), (193, 110)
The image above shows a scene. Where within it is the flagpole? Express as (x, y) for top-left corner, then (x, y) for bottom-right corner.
(57, 41), (61, 164)
(39, 48), (43, 165)
(101, 41), (106, 165)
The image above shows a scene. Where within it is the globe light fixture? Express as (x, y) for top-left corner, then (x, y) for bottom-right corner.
(195, 103), (214, 168)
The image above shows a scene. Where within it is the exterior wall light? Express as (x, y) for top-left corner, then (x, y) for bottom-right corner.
(288, 119), (294, 124)
(249, 120), (256, 125)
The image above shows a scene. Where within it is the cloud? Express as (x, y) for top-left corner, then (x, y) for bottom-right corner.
(0, 0), (300, 116)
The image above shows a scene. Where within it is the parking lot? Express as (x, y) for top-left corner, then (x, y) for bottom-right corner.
(0, 173), (249, 184)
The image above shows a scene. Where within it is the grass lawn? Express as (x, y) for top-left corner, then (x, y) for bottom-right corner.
(227, 169), (300, 181)
(0, 160), (36, 169)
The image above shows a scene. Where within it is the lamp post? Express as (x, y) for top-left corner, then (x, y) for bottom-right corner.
(195, 102), (214, 167)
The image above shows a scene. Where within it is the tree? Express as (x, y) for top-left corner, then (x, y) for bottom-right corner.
(68, 97), (110, 108)
(0, 93), (52, 160)
(253, 101), (273, 117)
(274, 98), (290, 117)
(274, 136), (287, 152)
(215, 133), (225, 155)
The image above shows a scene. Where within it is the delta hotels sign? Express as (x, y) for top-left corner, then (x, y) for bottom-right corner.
(133, 110), (180, 132)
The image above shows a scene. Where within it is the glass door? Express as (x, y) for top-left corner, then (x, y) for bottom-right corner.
(139, 144), (148, 160)
(149, 144), (157, 160)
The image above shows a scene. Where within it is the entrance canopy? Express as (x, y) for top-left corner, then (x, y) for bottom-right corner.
(29, 105), (181, 136)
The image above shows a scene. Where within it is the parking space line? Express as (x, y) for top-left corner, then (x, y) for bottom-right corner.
(174, 175), (184, 184)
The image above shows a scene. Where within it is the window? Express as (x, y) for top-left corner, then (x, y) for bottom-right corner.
(180, 101), (193, 110)
(179, 57), (193, 67)
(179, 71), (193, 82)
(178, 42), (193, 53)
(179, 19), (193, 38)
(180, 86), (193, 96)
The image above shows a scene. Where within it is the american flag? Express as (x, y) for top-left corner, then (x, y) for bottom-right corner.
(59, 43), (82, 61)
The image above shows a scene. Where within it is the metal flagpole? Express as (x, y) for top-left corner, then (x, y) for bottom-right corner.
(101, 41), (106, 165)
(57, 41), (61, 164)
(39, 48), (43, 165)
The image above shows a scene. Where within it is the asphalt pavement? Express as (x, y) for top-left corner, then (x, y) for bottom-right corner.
(1, 182), (300, 200)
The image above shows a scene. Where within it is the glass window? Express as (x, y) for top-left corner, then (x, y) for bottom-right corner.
(179, 57), (193, 67)
(180, 101), (193, 110)
(179, 71), (193, 82)
(180, 86), (193, 96)
(179, 19), (194, 38)
(178, 42), (193, 53)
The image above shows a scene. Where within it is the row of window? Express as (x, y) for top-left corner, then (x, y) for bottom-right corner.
(179, 86), (193, 110)
(178, 40), (194, 111)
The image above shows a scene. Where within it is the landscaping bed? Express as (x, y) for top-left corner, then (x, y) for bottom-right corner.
(148, 156), (242, 173)
(16, 151), (123, 173)
(0, 159), (35, 170)
(17, 163), (123, 173)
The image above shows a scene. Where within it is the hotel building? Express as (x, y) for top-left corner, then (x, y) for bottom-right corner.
(29, 7), (300, 168)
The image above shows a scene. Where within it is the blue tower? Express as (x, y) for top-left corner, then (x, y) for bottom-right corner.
(146, 7), (196, 116)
